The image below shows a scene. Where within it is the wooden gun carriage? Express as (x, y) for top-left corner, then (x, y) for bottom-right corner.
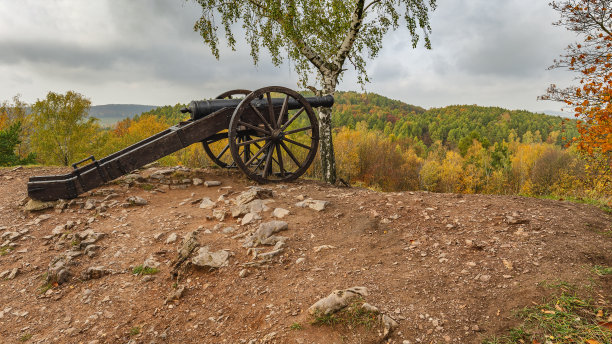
(27, 86), (334, 201)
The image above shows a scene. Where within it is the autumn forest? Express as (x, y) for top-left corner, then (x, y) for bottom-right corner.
(1, 90), (609, 207)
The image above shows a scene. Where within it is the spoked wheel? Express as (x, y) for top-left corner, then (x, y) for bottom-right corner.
(202, 89), (252, 168)
(228, 86), (319, 183)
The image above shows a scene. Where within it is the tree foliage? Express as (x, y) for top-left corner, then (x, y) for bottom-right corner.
(189, 0), (437, 183)
(543, 0), (612, 158)
(0, 122), (36, 166)
(30, 91), (100, 166)
(0, 95), (32, 158)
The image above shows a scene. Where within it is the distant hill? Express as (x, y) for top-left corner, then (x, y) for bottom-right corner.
(90, 104), (158, 126)
(88, 93), (579, 146)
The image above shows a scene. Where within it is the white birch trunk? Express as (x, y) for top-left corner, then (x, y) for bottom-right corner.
(318, 76), (338, 183)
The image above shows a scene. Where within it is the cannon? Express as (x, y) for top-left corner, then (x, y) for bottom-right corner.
(27, 86), (334, 201)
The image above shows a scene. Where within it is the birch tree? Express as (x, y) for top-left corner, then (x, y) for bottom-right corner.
(189, 0), (436, 183)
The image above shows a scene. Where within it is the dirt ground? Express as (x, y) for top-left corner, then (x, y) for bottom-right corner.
(0, 166), (610, 344)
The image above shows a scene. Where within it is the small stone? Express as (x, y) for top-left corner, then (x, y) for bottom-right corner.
(241, 212), (261, 225)
(231, 204), (249, 218)
(222, 227), (236, 234)
(238, 269), (248, 278)
(234, 187), (273, 206)
(272, 208), (290, 218)
(165, 285), (186, 304)
(479, 274), (491, 282)
(295, 199), (329, 211)
(204, 180), (222, 187)
(143, 256), (160, 269)
(84, 199), (97, 210)
(34, 214), (52, 224)
(81, 266), (109, 280)
(295, 257), (306, 264)
(213, 209), (226, 221)
(243, 221), (288, 247)
(313, 245), (336, 252)
(192, 178), (203, 186)
(126, 196), (148, 206)
(199, 197), (216, 209)
(165, 233), (178, 244)
(191, 246), (229, 269)
(308, 287), (368, 315)
(4, 268), (18, 280)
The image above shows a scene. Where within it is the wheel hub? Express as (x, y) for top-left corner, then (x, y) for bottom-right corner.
(271, 129), (284, 141)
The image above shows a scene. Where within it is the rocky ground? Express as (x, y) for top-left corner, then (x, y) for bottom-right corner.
(0, 166), (610, 344)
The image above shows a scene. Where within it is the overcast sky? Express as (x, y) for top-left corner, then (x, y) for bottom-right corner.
(0, 0), (577, 114)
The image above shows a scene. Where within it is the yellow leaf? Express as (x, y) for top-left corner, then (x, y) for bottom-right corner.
(585, 340), (601, 344)
(596, 309), (604, 317)
(541, 309), (556, 314)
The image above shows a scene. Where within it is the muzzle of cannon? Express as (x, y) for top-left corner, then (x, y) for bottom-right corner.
(27, 86), (334, 201)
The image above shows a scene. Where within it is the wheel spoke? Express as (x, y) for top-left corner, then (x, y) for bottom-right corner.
(215, 143), (230, 160)
(237, 120), (270, 135)
(263, 144), (274, 178)
(280, 107), (305, 131)
(277, 95), (289, 128)
(253, 153), (266, 171)
(249, 104), (274, 132)
(283, 137), (311, 150)
(283, 125), (312, 136)
(275, 143), (285, 177)
(244, 140), (272, 166)
(236, 136), (269, 146)
(280, 140), (302, 168)
(266, 92), (277, 129)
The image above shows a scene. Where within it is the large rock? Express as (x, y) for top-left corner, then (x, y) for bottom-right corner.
(243, 221), (288, 247)
(24, 199), (56, 212)
(191, 246), (229, 269)
(234, 188), (273, 206)
(308, 287), (368, 315)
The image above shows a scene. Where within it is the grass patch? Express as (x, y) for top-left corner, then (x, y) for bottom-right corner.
(138, 183), (155, 191)
(311, 298), (380, 330)
(38, 283), (52, 294)
(289, 322), (303, 330)
(132, 265), (159, 276)
(530, 194), (612, 213)
(129, 327), (141, 336)
(593, 265), (612, 276)
(0, 246), (12, 256)
(483, 293), (611, 344)
(538, 279), (576, 291)
(19, 333), (32, 342)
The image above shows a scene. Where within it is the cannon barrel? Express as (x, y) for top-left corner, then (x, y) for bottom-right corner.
(182, 95), (334, 120)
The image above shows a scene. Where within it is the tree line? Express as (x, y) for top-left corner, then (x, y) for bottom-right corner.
(1, 90), (608, 206)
